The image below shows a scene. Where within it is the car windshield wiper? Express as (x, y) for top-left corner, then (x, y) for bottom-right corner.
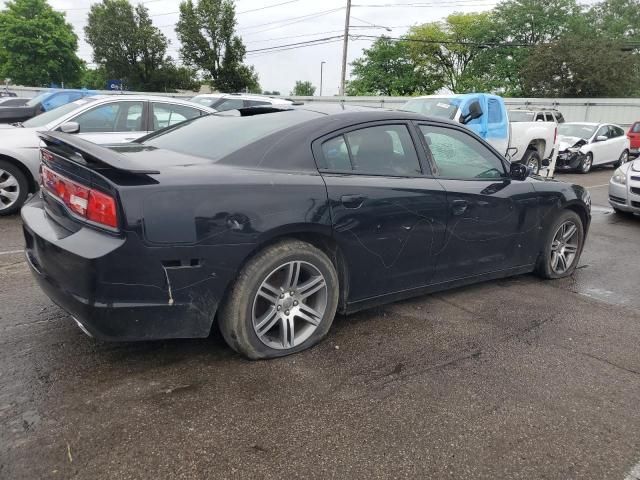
(10, 122), (24, 127)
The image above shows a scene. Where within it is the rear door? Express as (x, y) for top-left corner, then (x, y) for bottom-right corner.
(315, 122), (448, 301)
(629, 122), (640, 151)
(69, 100), (146, 144)
(416, 123), (540, 281)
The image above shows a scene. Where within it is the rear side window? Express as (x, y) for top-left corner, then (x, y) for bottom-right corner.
(545, 113), (554, 122)
(213, 98), (244, 112)
(245, 100), (271, 107)
(487, 99), (503, 124)
(321, 125), (422, 176)
(632, 123), (640, 133)
(151, 103), (202, 130)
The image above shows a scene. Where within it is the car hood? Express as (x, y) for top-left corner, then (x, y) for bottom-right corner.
(557, 135), (586, 151)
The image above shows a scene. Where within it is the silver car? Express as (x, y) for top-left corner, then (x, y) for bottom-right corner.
(609, 158), (640, 215)
(0, 95), (215, 215)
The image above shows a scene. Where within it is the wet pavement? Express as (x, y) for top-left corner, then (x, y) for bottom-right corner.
(1, 167), (639, 479)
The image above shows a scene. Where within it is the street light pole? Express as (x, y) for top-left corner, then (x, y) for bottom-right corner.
(339, 0), (351, 96)
(320, 61), (326, 97)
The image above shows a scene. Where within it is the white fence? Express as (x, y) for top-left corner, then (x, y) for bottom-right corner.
(7, 86), (640, 127)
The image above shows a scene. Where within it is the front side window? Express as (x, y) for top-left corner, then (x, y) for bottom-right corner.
(487, 99), (503, 124)
(72, 101), (144, 133)
(419, 125), (504, 180)
(595, 126), (609, 139)
(555, 112), (565, 123)
(152, 103), (202, 130)
(632, 123), (640, 133)
(323, 125), (422, 176)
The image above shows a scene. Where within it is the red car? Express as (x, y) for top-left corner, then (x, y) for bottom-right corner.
(628, 121), (640, 156)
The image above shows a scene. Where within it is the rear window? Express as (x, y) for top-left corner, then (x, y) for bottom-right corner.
(141, 109), (322, 161)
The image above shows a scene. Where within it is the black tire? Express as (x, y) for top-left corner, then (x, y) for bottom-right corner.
(616, 149), (629, 168)
(218, 239), (339, 359)
(536, 210), (585, 279)
(0, 159), (29, 216)
(522, 149), (541, 174)
(578, 153), (593, 174)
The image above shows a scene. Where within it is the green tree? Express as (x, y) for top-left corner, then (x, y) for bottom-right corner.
(588, 0), (640, 41)
(176, 0), (259, 92)
(347, 36), (437, 96)
(521, 35), (640, 96)
(0, 0), (82, 86)
(85, 0), (170, 91)
(291, 80), (316, 96)
(406, 12), (498, 93)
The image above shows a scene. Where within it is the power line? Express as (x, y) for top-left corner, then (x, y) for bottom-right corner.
(238, 0), (303, 14)
(241, 7), (344, 31)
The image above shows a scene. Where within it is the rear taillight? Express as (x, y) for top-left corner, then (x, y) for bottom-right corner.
(40, 164), (118, 229)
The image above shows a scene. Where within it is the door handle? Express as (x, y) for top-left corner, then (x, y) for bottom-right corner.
(451, 199), (470, 216)
(341, 194), (367, 209)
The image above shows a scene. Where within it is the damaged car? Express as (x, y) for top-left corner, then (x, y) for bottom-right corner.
(556, 122), (630, 173)
(23, 106), (591, 359)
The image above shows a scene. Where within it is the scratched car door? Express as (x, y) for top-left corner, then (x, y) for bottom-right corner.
(315, 122), (448, 301)
(416, 123), (539, 281)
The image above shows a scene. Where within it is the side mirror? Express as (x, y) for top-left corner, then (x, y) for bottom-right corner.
(460, 100), (483, 125)
(595, 135), (607, 142)
(510, 162), (530, 181)
(59, 122), (80, 134)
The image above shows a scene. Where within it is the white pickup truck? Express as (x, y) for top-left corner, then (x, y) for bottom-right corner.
(402, 94), (558, 174)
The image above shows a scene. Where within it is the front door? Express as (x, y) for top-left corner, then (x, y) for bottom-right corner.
(415, 123), (540, 282)
(315, 122), (448, 301)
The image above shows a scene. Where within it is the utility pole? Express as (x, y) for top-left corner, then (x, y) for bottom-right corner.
(339, 0), (351, 96)
(320, 61), (326, 96)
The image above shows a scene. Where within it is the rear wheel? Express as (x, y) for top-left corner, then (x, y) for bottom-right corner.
(616, 149), (629, 167)
(579, 153), (593, 174)
(536, 210), (584, 279)
(523, 149), (541, 175)
(0, 159), (28, 216)
(218, 239), (339, 359)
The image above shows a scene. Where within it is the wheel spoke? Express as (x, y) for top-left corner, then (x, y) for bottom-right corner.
(551, 251), (559, 270)
(0, 189), (18, 201)
(255, 307), (279, 337)
(0, 176), (17, 189)
(280, 316), (295, 348)
(296, 303), (322, 326)
(557, 253), (567, 272)
(564, 244), (578, 254)
(563, 224), (577, 242)
(285, 261), (301, 290)
(257, 282), (280, 304)
(298, 275), (326, 299)
(551, 240), (561, 252)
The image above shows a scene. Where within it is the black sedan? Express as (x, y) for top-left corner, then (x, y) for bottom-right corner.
(22, 106), (591, 359)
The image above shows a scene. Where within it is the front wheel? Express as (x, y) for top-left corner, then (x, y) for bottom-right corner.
(0, 159), (29, 216)
(536, 210), (584, 279)
(616, 149), (629, 168)
(523, 149), (541, 175)
(218, 239), (339, 359)
(579, 153), (593, 174)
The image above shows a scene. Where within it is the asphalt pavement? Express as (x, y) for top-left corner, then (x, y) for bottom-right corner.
(1, 167), (639, 479)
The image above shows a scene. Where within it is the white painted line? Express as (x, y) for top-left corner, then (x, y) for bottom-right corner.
(586, 183), (610, 189)
(624, 461), (640, 480)
(0, 249), (23, 256)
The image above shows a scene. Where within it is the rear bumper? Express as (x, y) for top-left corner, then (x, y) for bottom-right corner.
(22, 197), (216, 341)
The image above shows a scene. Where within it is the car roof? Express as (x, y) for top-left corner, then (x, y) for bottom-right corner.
(84, 95), (215, 109)
(193, 93), (292, 104)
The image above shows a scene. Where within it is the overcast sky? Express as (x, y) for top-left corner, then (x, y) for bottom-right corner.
(7, 0), (503, 94)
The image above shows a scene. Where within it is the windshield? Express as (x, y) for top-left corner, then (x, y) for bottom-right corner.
(22, 98), (96, 128)
(509, 110), (535, 122)
(401, 98), (459, 119)
(25, 92), (51, 107)
(142, 109), (322, 161)
(558, 124), (597, 139)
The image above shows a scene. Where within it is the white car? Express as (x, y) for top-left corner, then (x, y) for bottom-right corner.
(190, 93), (293, 112)
(609, 158), (640, 215)
(555, 122), (630, 173)
(0, 95), (215, 215)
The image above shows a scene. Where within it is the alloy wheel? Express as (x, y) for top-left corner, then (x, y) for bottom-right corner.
(252, 260), (328, 350)
(581, 154), (592, 173)
(619, 150), (629, 165)
(0, 169), (20, 211)
(550, 221), (579, 275)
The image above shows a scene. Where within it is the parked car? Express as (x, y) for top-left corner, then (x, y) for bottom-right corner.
(609, 158), (640, 215)
(0, 91), (18, 97)
(0, 95), (214, 215)
(0, 89), (97, 124)
(402, 94), (557, 174)
(0, 97), (29, 107)
(190, 93), (294, 111)
(23, 105), (591, 359)
(627, 121), (640, 157)
(556, 122), (630, 173)
(509, 107), (565, 123)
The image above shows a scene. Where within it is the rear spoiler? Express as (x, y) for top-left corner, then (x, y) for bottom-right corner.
(38, 131), (160, 174)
